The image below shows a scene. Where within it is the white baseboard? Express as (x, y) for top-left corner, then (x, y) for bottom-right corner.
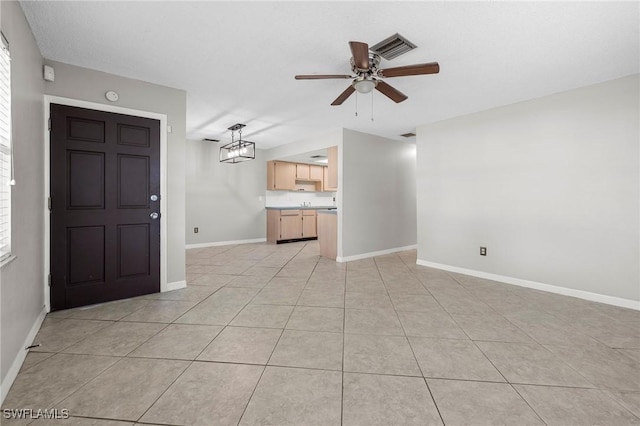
(337, 244), (417, 263)
(185, 238), (267, 250)
(416, 259), (640, 311)
(1, 307), (47, 404)
(165, 280), (187, 292)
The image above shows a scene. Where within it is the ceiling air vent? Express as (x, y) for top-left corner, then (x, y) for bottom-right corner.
(370, 33), (417, 60)
(203, 138), (219, 142)
(400, 132), (416, 138)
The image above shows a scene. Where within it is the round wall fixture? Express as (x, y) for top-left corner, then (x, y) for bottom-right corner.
(105, 90), (119, 102)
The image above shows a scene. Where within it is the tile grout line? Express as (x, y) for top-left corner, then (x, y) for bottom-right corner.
(341, 259), (348, 426)
(509, 383), (550, 425)
(374, 254), (447, 426)
(235, 241), (314, 426)
(138, 242), (291, 425)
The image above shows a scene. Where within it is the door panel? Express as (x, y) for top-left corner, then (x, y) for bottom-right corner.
(117, 224), (150, 278)
(67, 117), (105, 143)
(118, 124), (150, 147)
(67, 151), (105, 209)
(67, 226), (105, 285)
(118, 154), (149, 208)
(50, 104), (161, 310)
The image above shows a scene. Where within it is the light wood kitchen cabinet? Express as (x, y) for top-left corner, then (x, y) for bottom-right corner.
(267, 209), (317, 242)
(296, 164), (310, 180)
(302, 210), (317, 238)
(267, 161), (296, 190)
(318, 211), (337, 260)
(327, 146), (338, 190)
(267, 161), (323, 191)
(322, 167), (334, 192)
(280, 210), (303, 240)
(309, 165), (323, 181)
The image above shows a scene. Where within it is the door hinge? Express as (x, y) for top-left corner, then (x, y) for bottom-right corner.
(48, 274), (51, 287)
(48, 118), (51, 131)
(47, 197), (51, 211)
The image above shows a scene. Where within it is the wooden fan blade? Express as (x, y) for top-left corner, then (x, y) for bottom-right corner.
(295, 74), (353, 80)
(349, 41), (370, 71)
(375, 81), (408, 103)
(331, 85), (356, 106)
(379, 62), (440, 78)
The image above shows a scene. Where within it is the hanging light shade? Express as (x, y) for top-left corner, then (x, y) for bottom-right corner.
(219, 123), (256, 163)
(354, 79), (376, 94)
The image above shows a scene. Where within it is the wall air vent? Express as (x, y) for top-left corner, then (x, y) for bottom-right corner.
(370, 33), (417, 60)
(400, 132), (416, 138)
(310, 155), (327, 159)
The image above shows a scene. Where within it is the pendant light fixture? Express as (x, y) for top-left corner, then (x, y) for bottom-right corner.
(219, 123), (256, 163)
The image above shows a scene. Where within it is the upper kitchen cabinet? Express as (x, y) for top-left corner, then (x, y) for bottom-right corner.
(296, 163), (323, 181)
(309, 165), (324, 181)
(325, 146), (338, 191)
(296, 163), (310, 180)
(268, 147), (336, 192)
(267, 161), (296, 190)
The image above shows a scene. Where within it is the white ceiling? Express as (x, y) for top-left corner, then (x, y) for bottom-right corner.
(20, 1), (639, 149)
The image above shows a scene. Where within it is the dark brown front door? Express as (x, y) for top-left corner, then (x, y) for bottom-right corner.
(50, 104), (161, 310)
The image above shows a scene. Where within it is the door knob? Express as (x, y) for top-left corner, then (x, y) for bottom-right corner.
(150, 212), (159, 220)
(150, 194), (159, 202)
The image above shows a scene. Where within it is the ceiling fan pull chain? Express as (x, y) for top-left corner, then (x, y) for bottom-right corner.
(355, 92), (358, 117)
(371, 91), (374, 122)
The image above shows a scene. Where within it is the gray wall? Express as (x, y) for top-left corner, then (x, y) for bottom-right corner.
(43, 60), (187, 285)
(0, 0), (45, 387)
(186, 139), (266, 245)
(416, 75), (639, 302)
(341, 129), (417, 258)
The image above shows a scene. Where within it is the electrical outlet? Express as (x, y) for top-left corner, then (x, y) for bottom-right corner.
(194, 227), (199, 233)
(480, 247), (487, 256)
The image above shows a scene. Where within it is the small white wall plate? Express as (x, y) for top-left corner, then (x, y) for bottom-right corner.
(43, 65), (55, 82)
(105, 91), (119, 102)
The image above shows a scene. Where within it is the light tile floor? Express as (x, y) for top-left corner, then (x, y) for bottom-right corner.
(4, 241), (640, 425)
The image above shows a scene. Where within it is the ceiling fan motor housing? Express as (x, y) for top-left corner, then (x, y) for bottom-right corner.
(350, 54), (381, 77)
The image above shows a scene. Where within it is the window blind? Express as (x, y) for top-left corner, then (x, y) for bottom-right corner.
(0, 32), (12, 261)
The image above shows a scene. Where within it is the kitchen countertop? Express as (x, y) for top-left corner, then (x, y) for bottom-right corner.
(265, 206), (336, 210)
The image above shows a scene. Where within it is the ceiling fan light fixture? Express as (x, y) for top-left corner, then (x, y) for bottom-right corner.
(354, 79), (376, 94)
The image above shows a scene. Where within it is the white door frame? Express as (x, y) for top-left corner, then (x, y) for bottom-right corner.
(43, 95), (169, 312)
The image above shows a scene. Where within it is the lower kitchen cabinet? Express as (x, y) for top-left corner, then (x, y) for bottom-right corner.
(302, 210), (317, 238)
(280, 210), (303, 240)
(267, 209), (317, 243)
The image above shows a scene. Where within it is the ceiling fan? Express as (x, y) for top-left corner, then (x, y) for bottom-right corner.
(295, 40), (439, 106)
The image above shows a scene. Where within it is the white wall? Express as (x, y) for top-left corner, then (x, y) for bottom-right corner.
(265, 191), (334, 208)
(341, 129), (417, 260)
(264, 128), (342, 161)
(186, 139), (266, 245)
(43, 60), (187, 285)
(416, 75), (639, 304)
(0, 0), (45, 400)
